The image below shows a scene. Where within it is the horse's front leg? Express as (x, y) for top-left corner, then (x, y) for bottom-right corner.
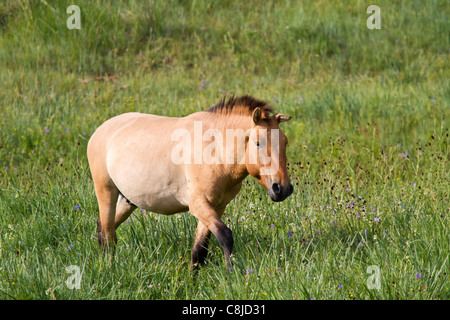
(190, 206), (227, 269)
(190, 197), (233, 271)
(190, 220), (211, 269)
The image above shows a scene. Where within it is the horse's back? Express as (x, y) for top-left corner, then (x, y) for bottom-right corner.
(88, 112), (190, 214)
(88, 112), (172, 156)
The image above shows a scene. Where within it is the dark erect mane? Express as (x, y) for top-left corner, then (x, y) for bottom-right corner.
(207, 95), (273, 117)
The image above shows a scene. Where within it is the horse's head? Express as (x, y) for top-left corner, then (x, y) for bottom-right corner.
(245, 107), (293, 202)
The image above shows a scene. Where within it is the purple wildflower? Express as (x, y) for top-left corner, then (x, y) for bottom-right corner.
(198, 79), (208, 90)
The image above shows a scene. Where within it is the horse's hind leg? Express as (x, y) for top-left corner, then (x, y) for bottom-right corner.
(94, 179), (119, 249)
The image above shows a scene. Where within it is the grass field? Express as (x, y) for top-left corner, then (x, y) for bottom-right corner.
(0, 0), (448, 300)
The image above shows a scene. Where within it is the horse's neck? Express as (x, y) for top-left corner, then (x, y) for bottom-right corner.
(216, 115), (251, 183)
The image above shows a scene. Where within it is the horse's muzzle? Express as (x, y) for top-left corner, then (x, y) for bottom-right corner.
(269, 182), (294, 202)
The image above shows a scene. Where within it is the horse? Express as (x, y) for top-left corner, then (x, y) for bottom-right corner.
(87, 95), (293, 271)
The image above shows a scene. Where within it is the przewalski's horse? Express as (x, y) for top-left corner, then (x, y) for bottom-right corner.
(87, 95), (293, 270)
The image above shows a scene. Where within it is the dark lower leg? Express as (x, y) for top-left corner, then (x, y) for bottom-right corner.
(191, 221), (212, 268)
(214, 225), (234, 271)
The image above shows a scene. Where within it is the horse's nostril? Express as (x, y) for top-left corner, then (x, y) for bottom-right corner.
(272, 183), (281, 194)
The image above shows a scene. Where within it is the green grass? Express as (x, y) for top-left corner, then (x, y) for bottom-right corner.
(0, 0), (448, 300)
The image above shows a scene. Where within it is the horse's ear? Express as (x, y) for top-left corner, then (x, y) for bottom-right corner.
(275, 113), (291, 123)
(252, 107), (262, 124)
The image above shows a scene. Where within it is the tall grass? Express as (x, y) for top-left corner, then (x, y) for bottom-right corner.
(0, 0), (448, 299)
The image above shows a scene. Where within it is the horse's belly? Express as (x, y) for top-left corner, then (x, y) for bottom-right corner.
(111, 166), (190, 215)
(103, 114), (190, 214)
(136, 192), (189, 215)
